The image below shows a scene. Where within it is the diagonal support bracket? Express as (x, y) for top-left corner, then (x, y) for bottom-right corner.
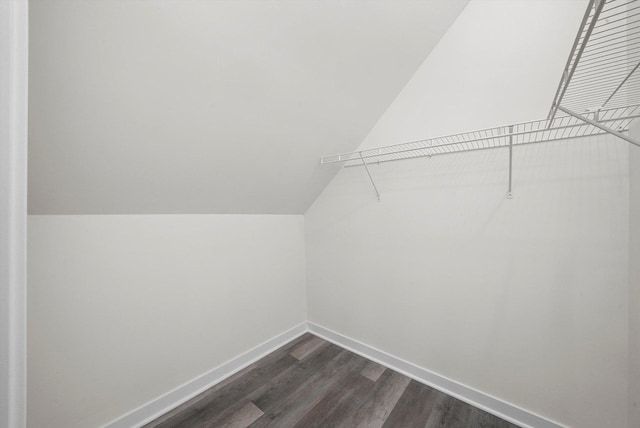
(558, 106), (640, 148)
(507, 125), (513, 199)
(602, 60), (640, 109)
(359, 153), (380, 201)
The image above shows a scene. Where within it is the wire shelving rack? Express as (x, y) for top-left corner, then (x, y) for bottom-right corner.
(320, 105), (640, 167)
(549, 0), (640, 119)
(320, 0), (640, 200)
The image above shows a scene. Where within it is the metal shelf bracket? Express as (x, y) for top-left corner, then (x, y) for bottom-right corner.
(359, 153), (380, 201)
(558, 106), (640, 148)
(507, 125), (513, 199)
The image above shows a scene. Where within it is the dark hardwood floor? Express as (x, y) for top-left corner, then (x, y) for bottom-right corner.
(145, 333), (520, 428)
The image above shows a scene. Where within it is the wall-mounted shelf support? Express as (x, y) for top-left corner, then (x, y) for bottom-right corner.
(558, 106), (640, 148)
(359, 153), (380, 201)
(507, 125), (513, 199)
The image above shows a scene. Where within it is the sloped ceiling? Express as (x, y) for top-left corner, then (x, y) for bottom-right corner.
(28, 0), (469, 214)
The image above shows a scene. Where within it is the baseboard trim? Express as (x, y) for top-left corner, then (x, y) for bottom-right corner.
(104, 321), (564, 428)
(307, 322), (564, 428)
(102, 322), (308, 428)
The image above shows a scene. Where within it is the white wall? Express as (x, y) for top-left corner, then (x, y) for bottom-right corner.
(27, 0), (467, 215)
(355, 0), (588, 149)
(306, 1), (630, 427)
(27, 214), (306, 428)
(630, 122), (640, 428)
(306, 137), (629, 428)
(0, 1), (28, 427)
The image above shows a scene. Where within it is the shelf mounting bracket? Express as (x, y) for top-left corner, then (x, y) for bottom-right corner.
(558, 106), (640, 148)
(507, 125), (513, 199)
(359, 152), (380, 201)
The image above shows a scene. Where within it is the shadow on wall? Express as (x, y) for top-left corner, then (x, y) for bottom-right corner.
(323, 134), (628, 233)
(305, 132), (629, 428)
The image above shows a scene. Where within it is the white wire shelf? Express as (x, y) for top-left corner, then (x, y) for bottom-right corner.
(321, 104), (640, 167)
(319, 1), (640, 200)
(549, 0), (640, 119)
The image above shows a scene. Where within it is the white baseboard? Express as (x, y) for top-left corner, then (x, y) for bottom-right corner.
(104, 321), (563, 428)
(307, 322), (564, 428)
(102, 322), (308, 428)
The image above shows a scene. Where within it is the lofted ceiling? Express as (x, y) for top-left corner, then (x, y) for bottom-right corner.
(28, 0), (469, 214)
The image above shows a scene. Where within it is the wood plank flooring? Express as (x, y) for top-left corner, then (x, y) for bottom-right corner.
(145, 334), (520, 428)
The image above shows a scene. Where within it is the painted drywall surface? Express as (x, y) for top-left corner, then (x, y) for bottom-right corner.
(306, 136), (629, 428)
(356, 0), (588, 150)
(630, 122), (640, 428)
(27, 0), (468, 215)
(27, 215), (306, 428)
(305, 1), (628, 427)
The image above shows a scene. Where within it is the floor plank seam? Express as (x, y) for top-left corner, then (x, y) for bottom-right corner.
(145, 334), (521, 428)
